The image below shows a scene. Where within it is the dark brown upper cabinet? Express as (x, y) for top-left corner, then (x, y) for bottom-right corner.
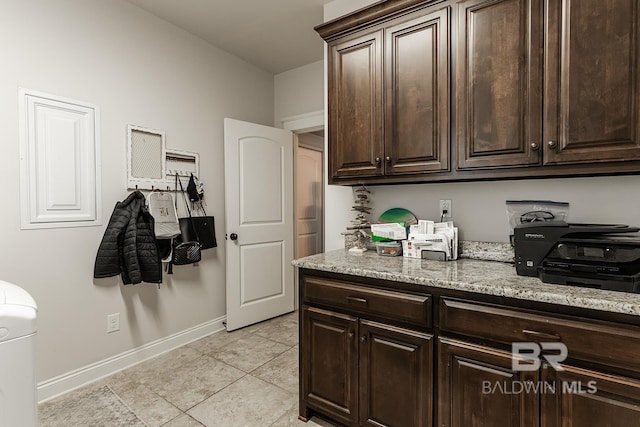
(385, 7), (450, 176)
(328, 29), (384, 180)
(543, 0), (640, 165)
(456, 0), (640, 170)
(317, 0), (640, 184)
(456, 0), (543, 170)
(323, 4), (451, 183)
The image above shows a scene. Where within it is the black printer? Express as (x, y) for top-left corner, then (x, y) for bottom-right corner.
(513, 221), (640, 293)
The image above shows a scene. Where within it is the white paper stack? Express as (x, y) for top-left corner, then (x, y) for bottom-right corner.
(402, 221), (458, 261)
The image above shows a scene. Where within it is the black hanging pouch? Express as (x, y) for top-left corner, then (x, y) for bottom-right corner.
(172, 241), (202, 265)
(173, 174), (202, 265)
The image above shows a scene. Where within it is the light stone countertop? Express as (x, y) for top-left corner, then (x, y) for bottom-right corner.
(293, 249), (640, 317)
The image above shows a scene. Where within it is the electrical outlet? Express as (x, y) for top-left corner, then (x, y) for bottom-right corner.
(107, 313), (120, 333)
(439, 199), (452, 219)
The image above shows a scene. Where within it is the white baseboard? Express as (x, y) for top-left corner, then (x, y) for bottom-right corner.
(37, 316), (226, 403)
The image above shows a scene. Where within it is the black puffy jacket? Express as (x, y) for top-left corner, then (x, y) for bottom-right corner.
(94, 191), (162, 284)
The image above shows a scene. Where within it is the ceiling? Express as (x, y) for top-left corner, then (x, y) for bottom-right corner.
(126, 0), (333, 74)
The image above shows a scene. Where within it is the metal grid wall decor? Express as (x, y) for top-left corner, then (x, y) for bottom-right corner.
(130, 129), (163, 179)
(127, 124), (167, 190)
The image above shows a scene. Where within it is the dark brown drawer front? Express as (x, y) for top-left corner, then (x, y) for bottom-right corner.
(304, 276), (432, 328)
(440, 298), (640, 371)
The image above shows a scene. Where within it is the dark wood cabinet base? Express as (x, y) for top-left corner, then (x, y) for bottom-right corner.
(299, 267), (640, 427)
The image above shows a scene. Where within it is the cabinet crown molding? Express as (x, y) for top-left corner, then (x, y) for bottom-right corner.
(315, 0), (441, 40)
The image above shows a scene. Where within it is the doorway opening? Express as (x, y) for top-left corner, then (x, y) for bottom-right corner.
(295, 129), (324, 260)
(281, 110), (325, 310)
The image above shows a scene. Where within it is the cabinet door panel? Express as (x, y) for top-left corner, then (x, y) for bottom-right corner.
(329, 30), (384, 179)
(385, 7), (450, 175)
(456, 0), (543, 169)
(544, 0), (640, 165)
(438, 337), (539, 427)
(542, 364), (640, 427)
(359, 320), (433, 427)
(302, 307), (358, 425)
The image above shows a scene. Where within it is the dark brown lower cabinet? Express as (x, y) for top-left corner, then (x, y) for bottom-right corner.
(300, 269), (640, 427)
(359, 320), (433, 427)
(302, 307), (358, 426)
(437, 337), (539, 427)
(541, 364), (640, 427)
(301, 306), (433, 426)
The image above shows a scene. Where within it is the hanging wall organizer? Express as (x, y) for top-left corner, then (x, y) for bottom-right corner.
(166, 149), (199, 181)
(127, 124), (199, 190)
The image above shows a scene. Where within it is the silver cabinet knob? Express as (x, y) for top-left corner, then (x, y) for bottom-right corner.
(375, 157), (381, 165)
(530, 142), (540, 151)
(547, 140), (557, 149)
(385, 156), (391, 163)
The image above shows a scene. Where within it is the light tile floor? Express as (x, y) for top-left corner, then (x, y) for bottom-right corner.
(39, 312), (335, 427)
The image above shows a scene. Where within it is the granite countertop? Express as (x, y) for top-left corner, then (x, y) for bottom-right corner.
(292, 249), (640, 317)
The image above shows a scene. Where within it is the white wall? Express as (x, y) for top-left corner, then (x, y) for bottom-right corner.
(274, 60), (324, 126)
(324, 0), (378, 21)
(0, 0), (273, 384)
(323, 0), (640, 246)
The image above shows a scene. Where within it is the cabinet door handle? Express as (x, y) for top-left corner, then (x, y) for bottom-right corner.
(360, 335), (367, 343)
(385, 156), (391, 163)
(346, 296), (368, 304)
(348, 332), (354, 339)
(547, 140), (558, 149)
(375, 157), (381, 165)
(522, 329), (561, 341)
(530, 142), (540, 151)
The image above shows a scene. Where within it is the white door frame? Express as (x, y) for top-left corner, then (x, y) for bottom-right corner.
(281, 109), (325, 259)
(281, 110), (324, 134)
(281, 110), (324, 310)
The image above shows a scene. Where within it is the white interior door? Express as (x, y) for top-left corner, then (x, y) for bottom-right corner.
(224, 118), (294, 331)
(296, 146), (323, 258)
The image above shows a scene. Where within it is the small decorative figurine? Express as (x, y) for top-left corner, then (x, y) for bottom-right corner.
(345, 185), (371, 253)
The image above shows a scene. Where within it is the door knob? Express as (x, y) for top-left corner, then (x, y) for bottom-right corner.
(375, 157), (381, 165)
(547, 140), (557, 149)
(530, 142), (540, 151)
(385, 156), (391, 163)
(230, 233), (238, 241)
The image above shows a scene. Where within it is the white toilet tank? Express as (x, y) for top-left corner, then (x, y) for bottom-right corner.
(0, 280), (38, 427)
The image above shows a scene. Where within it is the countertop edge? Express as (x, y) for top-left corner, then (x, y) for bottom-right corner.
(292, 254), (640, 317)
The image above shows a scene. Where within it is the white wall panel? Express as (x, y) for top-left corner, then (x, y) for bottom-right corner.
(19, 89), (101, 229)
